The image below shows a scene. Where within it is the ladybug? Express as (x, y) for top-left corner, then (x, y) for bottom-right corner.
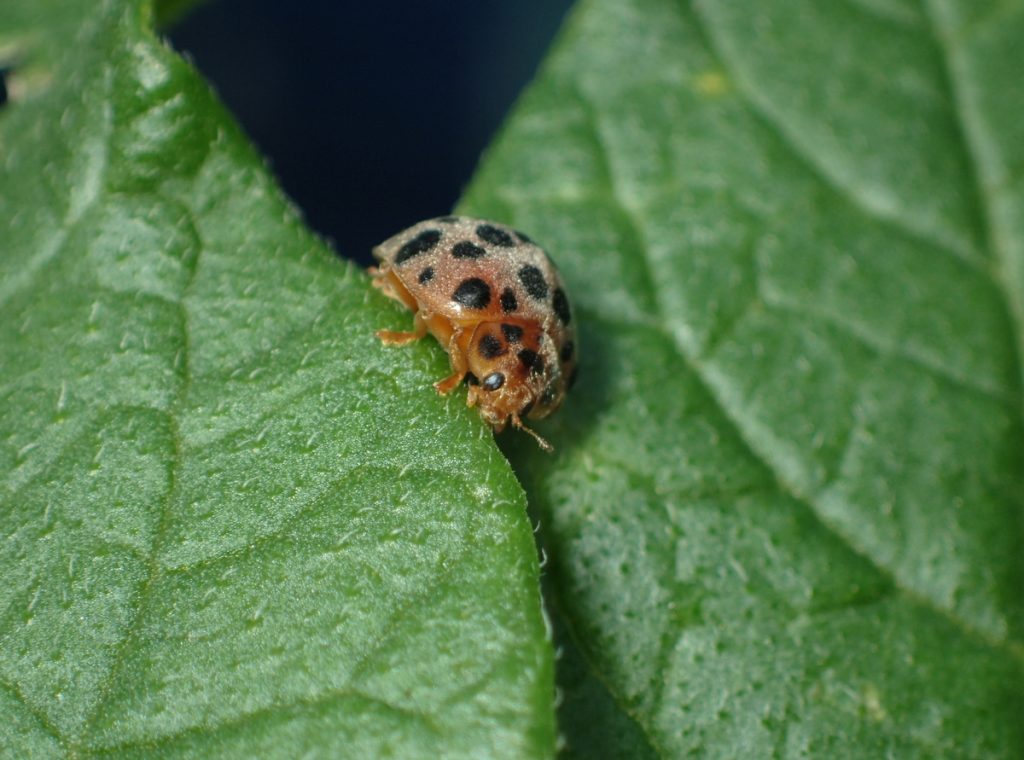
(370, 216), (577, 451)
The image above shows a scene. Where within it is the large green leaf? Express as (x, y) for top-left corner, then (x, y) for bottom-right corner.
(461, 0), (1024, 755)
(0, 1), (554, 756)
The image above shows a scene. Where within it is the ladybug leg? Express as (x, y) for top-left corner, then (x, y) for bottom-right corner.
(434, 332), (468, 395)
(434, 372), (464, 395)
(376, 312), (428, 345)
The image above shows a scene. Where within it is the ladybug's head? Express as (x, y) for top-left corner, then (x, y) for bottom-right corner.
(463, 320), (562, 446)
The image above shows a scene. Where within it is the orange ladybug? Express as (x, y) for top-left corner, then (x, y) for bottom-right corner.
(370, 216), (577, 450)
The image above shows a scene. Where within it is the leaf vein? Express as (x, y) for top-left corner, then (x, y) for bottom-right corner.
(920, 0), (1024, 407)
(688, 0), (993, 278)
(74, 190), (199, 749)
(160, 464), (461, 574)
(761, 296), (1015, 405)
(93, 546), (469, 753)
(95, 685), (440, 755)
(0, 676), (64, 745)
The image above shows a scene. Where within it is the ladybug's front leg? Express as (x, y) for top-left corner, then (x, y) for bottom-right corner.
(434, 330), (468, 395)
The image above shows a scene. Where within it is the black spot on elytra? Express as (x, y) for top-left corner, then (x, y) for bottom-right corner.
(478, 334), (506, 359)
(501, 323), (524, 343)
(518, 348), (544, 375)
(417, 266), (435, 285)
(518, 265), (548, 300)
(395, 229), (441, 264)
(452, 240), (487, 259)
(500, 287), (518, 313)
(483, 372), (505, 391)
(464, 372), (480, 386)
(452, 277), (492, 309)
(560, 341), (574, 362)
(477, 224), (515, 247)
(552, 287), (571, 325)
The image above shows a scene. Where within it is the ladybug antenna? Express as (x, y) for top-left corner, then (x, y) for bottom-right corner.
(512, 414), (553, 453)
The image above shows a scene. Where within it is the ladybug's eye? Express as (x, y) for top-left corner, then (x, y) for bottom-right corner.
(482, 372), (505, 391)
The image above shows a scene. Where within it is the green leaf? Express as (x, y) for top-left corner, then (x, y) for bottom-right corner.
(0, 1), (554, 757)
(547, 594), (658, 760)
(461, 0), (1024, 755)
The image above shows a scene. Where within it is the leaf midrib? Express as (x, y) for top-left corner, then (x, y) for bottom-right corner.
(71, 53), (193, 748)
